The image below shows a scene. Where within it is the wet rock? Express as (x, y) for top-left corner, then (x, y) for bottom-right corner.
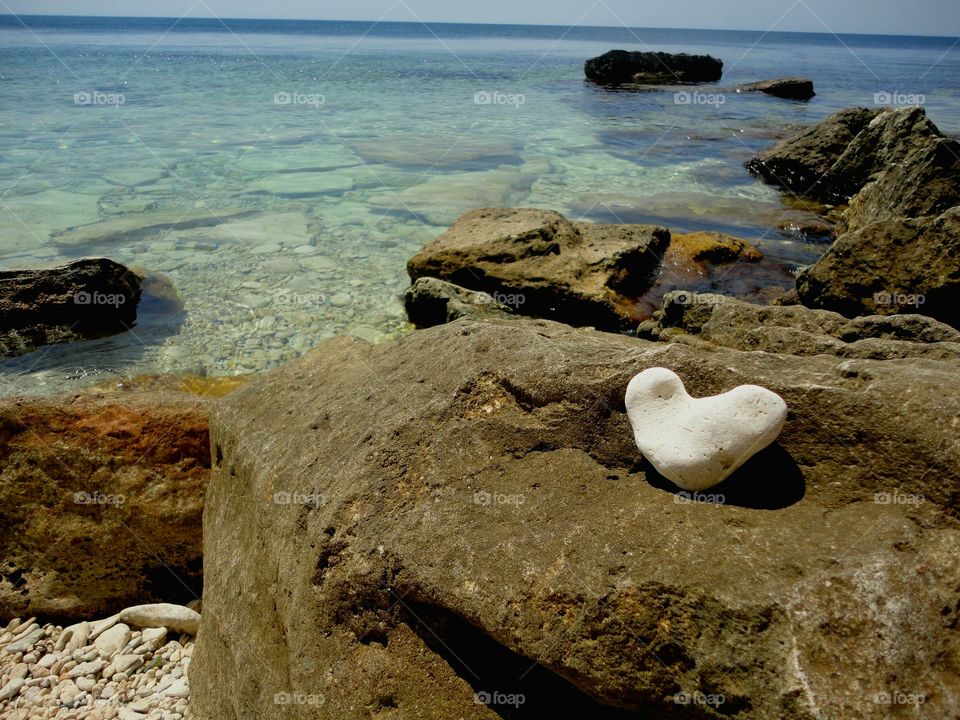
(0, 258), (142, 358)
(407, 208), (670, 332)
(404, 277), (512, 329)
(737, 77), (815, 100)
(191, 317), (960, 720)
(747, 106), (960, 232)
(796, 208), (960, 328)
(585, 49), (723, 85)
(0, 387), (210, 621)
(745, 107), (880, 200)
(638, 291), (960, 359)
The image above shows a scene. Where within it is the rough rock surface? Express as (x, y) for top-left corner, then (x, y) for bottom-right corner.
(191, 317), (960, 720)
(746, 106), (960, 232)
(638, 291), (960, 359)
(744, 107), (880, 200)
(837, 106), (960, 232)
(404, 277), (512, 329)
(407, 208), (671, 332)
(0, 259), (142, 358)
(737, 77), (815, 100)
(0, 388), (211, 621)
(584, 50), (723, 85)
(796, 208), (960, 328)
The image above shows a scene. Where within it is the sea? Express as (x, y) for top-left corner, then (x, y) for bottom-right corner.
(0, 15), (958, 395)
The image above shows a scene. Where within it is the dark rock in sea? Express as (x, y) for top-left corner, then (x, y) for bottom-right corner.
(0, 258), (142, 358)
(737, 77), (815, 100)
(190, 316), (960, 720)
(638, 290), (960, 359)
(407, 208), (671, 332)
(584, 49), (723, 85)
(744, 107), (880, 200)
(746, 106), (960, 232)
(796, 207), (960, 328)
(0, 385), (211, 621)
(404, 277), (512, 329)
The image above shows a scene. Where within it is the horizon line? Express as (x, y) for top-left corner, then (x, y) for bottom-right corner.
(0, 12), (956, 40)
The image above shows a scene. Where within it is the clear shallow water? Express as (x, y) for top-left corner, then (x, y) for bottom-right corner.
(0, 16), (958, 395)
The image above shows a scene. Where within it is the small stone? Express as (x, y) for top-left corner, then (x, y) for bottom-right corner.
(75, 676), (96, 691)
(0, 677), (25, 700)
(161, 678), (189, 698)
(94, 624), (131, 658)
(329, 292), (352, 307)
(55, 623), (90, 653)
(66, 659), (105, 679)
(10, 662), (29, 680)
(88, 616), (120, 642)
(38, 654), (59, 669)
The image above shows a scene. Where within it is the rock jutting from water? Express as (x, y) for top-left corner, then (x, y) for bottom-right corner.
(0, 258), (142, 358)
(736, 77), (815, 100)
(584, 49), (723, 85)
(625, 367), (787, 491)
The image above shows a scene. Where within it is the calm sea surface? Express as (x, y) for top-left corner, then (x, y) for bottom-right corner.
(1, 16), (958, 394)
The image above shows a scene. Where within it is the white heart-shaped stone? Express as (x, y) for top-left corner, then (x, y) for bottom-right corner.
(625, 367), (787, 492)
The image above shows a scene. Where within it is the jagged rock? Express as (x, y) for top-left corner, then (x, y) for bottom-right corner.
(796, 208), (960, 328)
(737, 77), (815, 100)
(745, 107), (880, 200)
(584, 50), (723, 85)
(0, 259), (142, 358)
(746, 106), (960, 232)
(404, 277), (512, 329)
(837, 107), (960, 232)
(637, 291), (960, 359)
(668, 231), (763, 265)
(407, 208), (670, 332)
(0, 387), (211, 621)
(191, 317), (960, 720)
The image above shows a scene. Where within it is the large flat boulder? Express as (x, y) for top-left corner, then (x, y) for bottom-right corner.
(407, 208), (671, 332)
(638, 291), (960, 359)
(585, 50), (723, 85)
(0, 259), (142, 358)
(796, 208), (960, 328)
(190, 318), (960, 720)
(0, 387), (211, 621)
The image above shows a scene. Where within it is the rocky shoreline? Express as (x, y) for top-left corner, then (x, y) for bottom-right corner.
(1, 48), (959, 720)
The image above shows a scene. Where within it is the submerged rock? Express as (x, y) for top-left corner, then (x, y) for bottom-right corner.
(0, 387), (210, 621)
(796, 208), (960, 328)
(407, 208), (670, 332)
(638, 291), (960, 359)
(737, 77), (815, 100)
(190, 317), (960, 720)
(0, 258), (142, 358)
(584, 49), (723, 85)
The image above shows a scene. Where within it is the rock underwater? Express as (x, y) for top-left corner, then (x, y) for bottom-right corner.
(190, 316), (960, 720)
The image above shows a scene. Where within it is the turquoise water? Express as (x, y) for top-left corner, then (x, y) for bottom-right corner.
(1, 16), (958, 394)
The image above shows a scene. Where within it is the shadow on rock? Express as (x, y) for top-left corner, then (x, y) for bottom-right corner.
(642, 444), (806, 510)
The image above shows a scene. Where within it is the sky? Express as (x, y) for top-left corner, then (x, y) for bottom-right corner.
(2, 0), (959, 37)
